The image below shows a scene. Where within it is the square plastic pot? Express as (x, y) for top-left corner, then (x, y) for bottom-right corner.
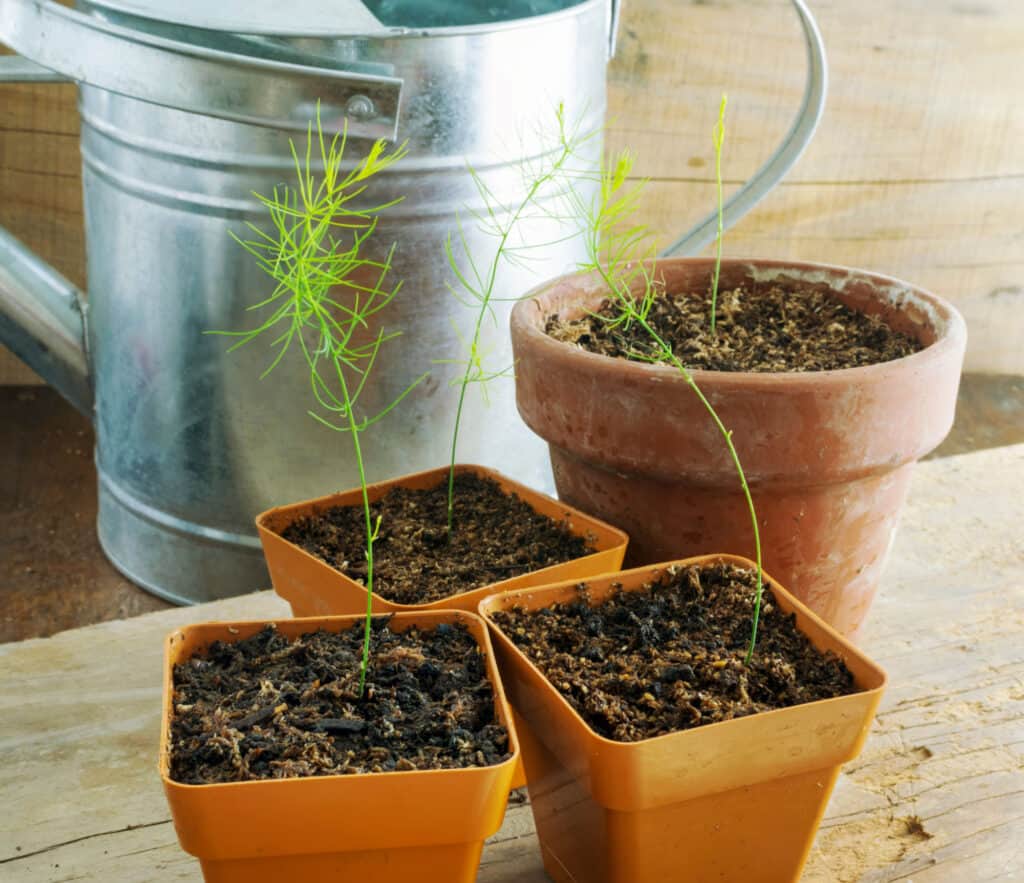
(479, 554), (887, 883)
(256, 463), (629, 618)
(160, 610), (519, 883)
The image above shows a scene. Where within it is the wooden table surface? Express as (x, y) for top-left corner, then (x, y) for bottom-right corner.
(2, 444), (1022, 882)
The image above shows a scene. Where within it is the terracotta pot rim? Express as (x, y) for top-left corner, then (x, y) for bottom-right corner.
(511, 257), (967, 389)
(160, 609), (519, 792)
(255, 462), (629, 612)
(480, 553), (888, 752)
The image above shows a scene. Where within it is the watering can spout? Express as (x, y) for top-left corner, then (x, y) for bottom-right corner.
(0, 226), (92, 416)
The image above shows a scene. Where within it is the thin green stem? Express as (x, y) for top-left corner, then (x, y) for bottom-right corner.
(642, 331), (762, 659)
(710, 93), (727, 337)
(591, 260), (763, 658)
(218, 104), (416, 696)
(563, 134), (764, 662)
(445, 107), (589, 533)
(446, 187), (533, 533)
(337, 365), (376, 695)
(446, 379), (470, 533)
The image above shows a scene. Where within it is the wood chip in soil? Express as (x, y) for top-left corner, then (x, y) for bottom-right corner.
(546, 284), (922, 372)
(281, 472), (594, 604)
(169, 619), (510, 784)
(490, 562), (858, 742)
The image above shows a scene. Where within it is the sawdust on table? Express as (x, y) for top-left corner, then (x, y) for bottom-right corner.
(811, 814), (933, 883)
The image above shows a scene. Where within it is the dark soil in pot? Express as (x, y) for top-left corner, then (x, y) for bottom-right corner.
(547, 285), (922, 372)
(490, 562), (857, 742)
(281, 472), (593, 604)
(169, 619), (510, 783)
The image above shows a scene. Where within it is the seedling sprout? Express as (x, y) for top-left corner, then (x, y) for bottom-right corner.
(441, 104), (597, 533)
(556, 101), (765, 661)
(215, 108), (425, 694)
(710, 93), (727, 336)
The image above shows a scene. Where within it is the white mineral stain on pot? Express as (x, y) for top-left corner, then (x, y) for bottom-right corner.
(742, 263), (951, 337)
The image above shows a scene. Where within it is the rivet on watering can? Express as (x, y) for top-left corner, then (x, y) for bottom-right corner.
(346, 95), (376, 121)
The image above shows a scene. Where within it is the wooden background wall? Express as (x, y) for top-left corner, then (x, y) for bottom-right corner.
(1, 0), (1021, 384)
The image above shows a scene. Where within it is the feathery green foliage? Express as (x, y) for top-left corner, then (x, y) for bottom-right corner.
(559, 141), (765, 663)
(215, 108), (425, 694)
(710, 93), (728, 335)
(441, 103), (598, 533)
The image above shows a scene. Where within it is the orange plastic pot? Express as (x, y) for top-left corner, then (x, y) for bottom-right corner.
(160, 610), (519, 883)
(480, 555), (887, 883)
(256, 464), (626, 792)
(511, 259), (967, 638)
(256, 463), (629, 618)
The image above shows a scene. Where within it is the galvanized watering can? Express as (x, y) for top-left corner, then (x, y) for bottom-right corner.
(0, 0), (826, 603)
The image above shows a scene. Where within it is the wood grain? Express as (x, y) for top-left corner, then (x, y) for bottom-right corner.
(1, 0), (1023, 384)
(1, 444), (1021, 881)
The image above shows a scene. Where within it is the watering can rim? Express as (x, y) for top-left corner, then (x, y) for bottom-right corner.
(85, 0), (613, 40)
(0, 0), (623, 138)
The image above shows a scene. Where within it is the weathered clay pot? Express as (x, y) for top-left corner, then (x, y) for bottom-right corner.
(510, 259), (967, 638)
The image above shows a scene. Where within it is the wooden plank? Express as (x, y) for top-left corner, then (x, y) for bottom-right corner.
(801, 442), (1024, 882)
(609, 0), (1024, 181)
(1, 444), (1022, 881)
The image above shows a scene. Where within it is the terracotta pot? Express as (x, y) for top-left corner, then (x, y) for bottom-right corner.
(479, 555), (887, 883)
(160, 610), (519, 883)
(510, 259), (967, 637)
(256, 463), (629, 618)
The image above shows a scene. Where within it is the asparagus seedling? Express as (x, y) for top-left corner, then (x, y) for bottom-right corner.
(710, 93), (728, 336)
(215, 108), (425, 694)
(442, 104), (597, 533)
(559, 141), (765, 662)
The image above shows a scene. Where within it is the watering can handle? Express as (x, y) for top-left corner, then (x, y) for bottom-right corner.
(661, 0), (827, 257)
(0, 0), (404, 139)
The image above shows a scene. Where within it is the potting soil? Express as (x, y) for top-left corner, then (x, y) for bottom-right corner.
(169, 620), (510, 783)
(282, 472), (593, 604)
(546, 285), (922, 372)
(491, 562), (858, 742)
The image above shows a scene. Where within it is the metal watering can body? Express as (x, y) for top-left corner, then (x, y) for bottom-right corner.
(0, 0), (826, 604)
